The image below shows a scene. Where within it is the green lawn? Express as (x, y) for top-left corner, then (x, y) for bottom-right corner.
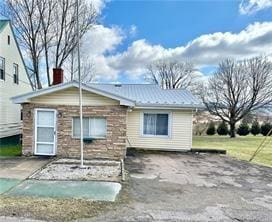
(193, 135), (272, 167)
(0, 145), (22, 157)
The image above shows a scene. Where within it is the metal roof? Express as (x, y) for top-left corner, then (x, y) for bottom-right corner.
(88, 83), (202, 108)
(11, 81), (203, 109)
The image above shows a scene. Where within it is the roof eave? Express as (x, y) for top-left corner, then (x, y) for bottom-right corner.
(11, 81), (135, 107)
(134, 103), (204, 109)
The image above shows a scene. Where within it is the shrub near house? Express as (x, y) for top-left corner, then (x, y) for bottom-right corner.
(217, 122), (229, 136)
(237, 121), (250, 136)
(251, 119), (261, 136)
(261, 123), (272, 136)
(206, 122), (216, 135)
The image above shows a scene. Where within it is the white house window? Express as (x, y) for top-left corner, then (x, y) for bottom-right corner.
(0, 57), (5, 80)
(13, 63), (19, 84)
(143, 113), (169, 136)
(73, 117), (107, 138)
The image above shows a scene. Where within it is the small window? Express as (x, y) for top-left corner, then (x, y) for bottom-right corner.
(8, 35), (10, 45)
(143, 113), (169, 136)
(0, 57), (5, 80)
(13, 63), (19, 84)
(72, 117), (107, 138)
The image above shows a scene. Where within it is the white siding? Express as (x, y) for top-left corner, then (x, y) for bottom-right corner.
(127, 109), (193, 150)
(0, 23), (32, 138)
(29, 87), (119, 106)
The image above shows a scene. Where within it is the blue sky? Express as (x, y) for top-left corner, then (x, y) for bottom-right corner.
(83, 0), (272, 83)
(1, 0), (272, 83)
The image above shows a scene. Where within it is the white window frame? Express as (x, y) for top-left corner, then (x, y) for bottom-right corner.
(140, 111), (172, 138)
(72, 117), (107, 139)
(13, 63), (19, 84)
(34, 108), (57, 156)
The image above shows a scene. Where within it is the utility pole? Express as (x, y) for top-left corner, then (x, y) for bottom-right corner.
(76, 0), (84, 168)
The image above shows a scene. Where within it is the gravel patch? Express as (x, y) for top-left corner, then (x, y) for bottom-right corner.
(30, 158), (121, 181)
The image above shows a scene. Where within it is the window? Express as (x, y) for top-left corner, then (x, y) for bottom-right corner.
(13, 63), (19, 84)
(0, 57), (5, 80)
(8, 35), (10, 45)
(73, 117), (107, 138)
(143, 113), (169, 136)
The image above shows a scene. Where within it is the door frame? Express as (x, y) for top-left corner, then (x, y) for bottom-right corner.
(34, 108), (57, 156)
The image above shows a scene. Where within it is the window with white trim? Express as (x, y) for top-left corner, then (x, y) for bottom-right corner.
(0, 57), (5, 80)
(13, 63), (19, 84)
(72, 117), (107, 138)
(143, 113), (169, 136)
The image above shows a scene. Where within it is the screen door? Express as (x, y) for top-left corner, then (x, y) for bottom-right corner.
(35, 109), (56, 155)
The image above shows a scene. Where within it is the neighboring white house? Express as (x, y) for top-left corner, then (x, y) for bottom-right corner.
(0, 19), (32, 138)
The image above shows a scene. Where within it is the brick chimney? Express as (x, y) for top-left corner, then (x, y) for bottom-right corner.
(52, 68), (64, 85)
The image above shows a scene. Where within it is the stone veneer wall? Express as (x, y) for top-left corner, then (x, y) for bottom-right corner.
(22, 103), (127, 160)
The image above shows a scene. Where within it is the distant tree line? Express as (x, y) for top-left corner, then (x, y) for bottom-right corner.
(206, 120), (272, 136)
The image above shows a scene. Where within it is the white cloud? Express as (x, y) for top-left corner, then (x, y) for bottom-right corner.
(239, 0), (272, 14)
(83, 25), (124, 55)
(88, 0), (108, 14)
(81, 24), (124, 80)
(99, 22), (272, 79)
(129, 25), (137, 37)
(82, 21), (272, 81)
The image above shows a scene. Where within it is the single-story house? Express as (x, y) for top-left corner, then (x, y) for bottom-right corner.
(11, 71), (202, 160)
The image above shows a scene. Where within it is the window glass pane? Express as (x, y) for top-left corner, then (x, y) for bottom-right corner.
(0, 58), (4, 80)
(156, 114), (169, 135)
(73, 117), (89, 138)
(83, 118), (89, 137)
(143, 114), (156, 135)
(37, 127), (54, 142)
(0, 58), (3, 68)
(36, 144), (54, 154)
(37, 111), (54, 126)
(90, 118), (106, 138)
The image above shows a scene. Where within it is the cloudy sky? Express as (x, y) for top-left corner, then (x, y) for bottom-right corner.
(83, 0), (272, 83)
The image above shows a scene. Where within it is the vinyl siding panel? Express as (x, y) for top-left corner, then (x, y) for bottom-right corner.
(127, 109), (193, 150)
(0, 23), (32, 138)
(29, 87), (119, 106)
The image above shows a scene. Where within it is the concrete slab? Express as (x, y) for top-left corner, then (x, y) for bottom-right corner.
(0, 178), (21, 194)
(0, 157), (51, 179)
(7, 179), (121, 201)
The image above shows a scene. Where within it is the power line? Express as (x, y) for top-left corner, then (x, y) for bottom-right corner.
(2, 71), (32, 86)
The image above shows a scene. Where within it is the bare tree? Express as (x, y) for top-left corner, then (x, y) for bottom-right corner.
(145, 60), (200, 91)
(65, 51), (95, 83)
(7, 0), (44, 89)
(202, 56), (272, 138)
(52, 0), (96, 69)
(37, 0), (56, 86)
(7, 0), (97, 88)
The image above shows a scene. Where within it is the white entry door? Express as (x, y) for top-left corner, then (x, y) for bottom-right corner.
(35, 109), (57, 155)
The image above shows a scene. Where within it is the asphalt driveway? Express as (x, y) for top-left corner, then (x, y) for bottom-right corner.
(88, 150), (272, 222)
(1, 151), (272, 221)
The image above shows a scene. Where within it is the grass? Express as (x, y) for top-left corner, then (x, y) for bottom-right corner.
(193, 135), (272, 167)
(0, 144), (22, 157)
